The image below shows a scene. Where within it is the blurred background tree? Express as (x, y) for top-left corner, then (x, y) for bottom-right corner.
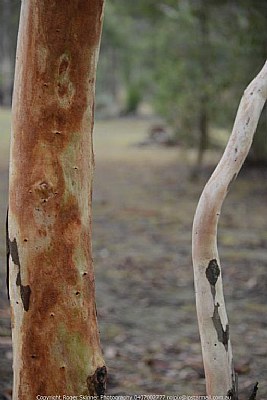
(0, 0), (20, 106)
(0, 0), (266, 164)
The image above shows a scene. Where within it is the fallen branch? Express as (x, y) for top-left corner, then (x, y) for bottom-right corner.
(192, 61), (267, 396)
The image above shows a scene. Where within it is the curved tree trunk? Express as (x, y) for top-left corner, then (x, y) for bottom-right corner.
(8, 1), (106, 398)
(192, 61), (267, 396)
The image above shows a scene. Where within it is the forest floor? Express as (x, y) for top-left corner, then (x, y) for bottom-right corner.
(0, 111), (267, 399)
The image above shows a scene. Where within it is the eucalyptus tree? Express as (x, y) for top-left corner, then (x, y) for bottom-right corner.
(193, 61), (267, 397)
(8, 1), (106, 397)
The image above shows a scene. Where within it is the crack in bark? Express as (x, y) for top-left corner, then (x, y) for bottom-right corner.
(212, 303), (229, 351)
(9, 237), (31, 311)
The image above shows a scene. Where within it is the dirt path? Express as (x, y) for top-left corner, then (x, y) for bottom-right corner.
(0, 117), (267, 398)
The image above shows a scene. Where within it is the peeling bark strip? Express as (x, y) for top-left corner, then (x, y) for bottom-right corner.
(192, 60), (267, 396)
(9, 1), (106, 398)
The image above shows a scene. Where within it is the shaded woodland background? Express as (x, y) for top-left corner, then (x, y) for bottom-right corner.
(1, 0), (267, 164)
(0, 0), (267, 398)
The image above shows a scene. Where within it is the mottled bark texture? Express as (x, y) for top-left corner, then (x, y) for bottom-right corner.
(8, 1), (106, 398)
(192, 61), (267, 396)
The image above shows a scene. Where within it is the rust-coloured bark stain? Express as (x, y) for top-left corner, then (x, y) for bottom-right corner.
(9, 0), (105, 397)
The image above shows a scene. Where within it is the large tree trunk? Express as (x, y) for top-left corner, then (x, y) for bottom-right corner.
(192, 61), (267, 396)
(8, 1), (106, 398)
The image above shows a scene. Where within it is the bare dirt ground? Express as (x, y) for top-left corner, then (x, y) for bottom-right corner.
(0, 114), (267, 399)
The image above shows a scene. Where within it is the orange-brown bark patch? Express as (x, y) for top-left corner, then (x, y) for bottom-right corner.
(10, 0), (105, 397)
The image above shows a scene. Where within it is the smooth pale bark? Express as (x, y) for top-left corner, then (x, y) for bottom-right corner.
(192, 61), (267, 396)
(8, 1), (106, 398)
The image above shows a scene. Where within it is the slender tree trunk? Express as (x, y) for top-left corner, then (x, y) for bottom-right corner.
(8, 1), (106, 398)
(192, 61), (267, 396)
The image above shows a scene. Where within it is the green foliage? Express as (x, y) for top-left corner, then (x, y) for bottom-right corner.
(96, 0), (267, 163)
(124, 83), (142, 115)
(2, 0), (266, 161)
(151, 1), (258, 143)
(97, 1), (152, 114)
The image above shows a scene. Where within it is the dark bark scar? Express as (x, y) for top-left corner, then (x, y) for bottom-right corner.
(206, 259), (220, 298)
(9, 238), (31, 311)
(87, 366), (107, 396)
(212, 303), (229, 351)
(206, 259), (220, 286)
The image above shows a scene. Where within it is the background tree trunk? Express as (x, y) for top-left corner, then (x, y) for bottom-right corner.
(0, 0), (13, 106)
(197, 96), (209, 167)
(198, 1), (209, 167)
(8, 1), (106, 397)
